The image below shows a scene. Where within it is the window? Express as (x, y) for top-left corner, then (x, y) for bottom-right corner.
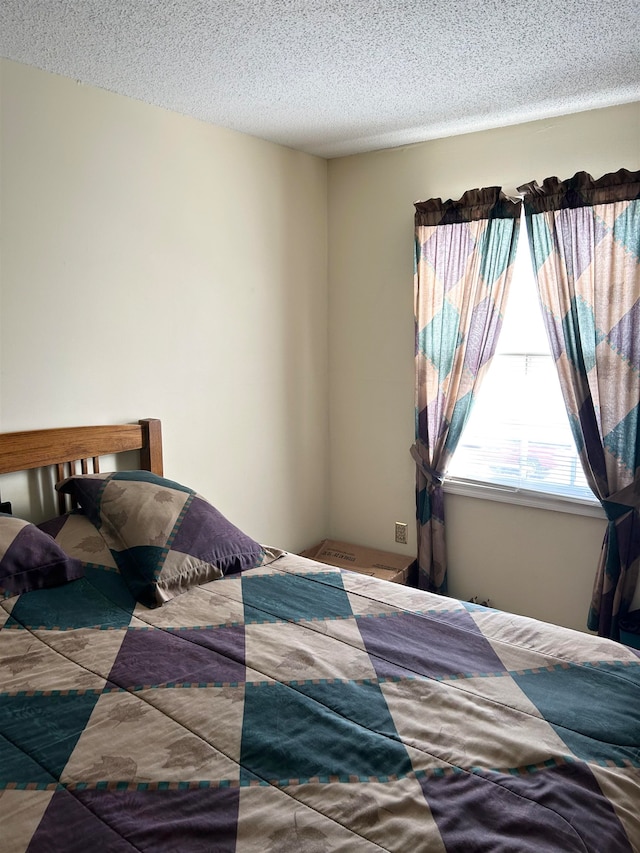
(446, 215), (595, 505)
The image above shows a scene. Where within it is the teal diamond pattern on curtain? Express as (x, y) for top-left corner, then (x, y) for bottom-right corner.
(418, 300), (463, 382)
(520, 169), (640, 639)
(412, 188), (521, 593)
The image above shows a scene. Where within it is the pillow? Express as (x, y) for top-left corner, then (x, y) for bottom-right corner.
(38, 510), (119, 571)
(0, 513), (83, 598)
(56, 471), (266, 607)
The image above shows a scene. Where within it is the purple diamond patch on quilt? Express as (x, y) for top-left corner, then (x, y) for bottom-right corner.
(358, 609), (507, 680)
(76, 787), (240, 853)
(419, 763), (632, 853)
(109, 625), (245, 687)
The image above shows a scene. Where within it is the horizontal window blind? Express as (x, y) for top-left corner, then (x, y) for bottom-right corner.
(447, 353), (593, 500)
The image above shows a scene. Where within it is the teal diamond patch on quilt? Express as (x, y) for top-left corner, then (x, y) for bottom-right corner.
(240, 680), (411, 784)
(6, 578), (135, 631)
(0, 734), (58, 788)
(0, 692), (101, 780)
(513, 661), (640, 765)
(242, 572), (353, 624)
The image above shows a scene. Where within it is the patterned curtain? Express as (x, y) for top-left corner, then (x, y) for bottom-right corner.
(520, 169), (640, 639)
(412, 188), (521, 593)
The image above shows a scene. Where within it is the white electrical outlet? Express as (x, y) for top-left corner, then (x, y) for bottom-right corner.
(395, 522), (408, 544)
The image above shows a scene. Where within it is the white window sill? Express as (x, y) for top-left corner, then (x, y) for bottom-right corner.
(444, 477), (606, 519)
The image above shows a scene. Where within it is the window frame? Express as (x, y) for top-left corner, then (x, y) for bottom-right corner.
(443, 475), (604, 518)
(443, 213), (603, 519)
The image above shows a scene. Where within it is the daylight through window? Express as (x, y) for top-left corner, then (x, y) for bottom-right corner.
(446, 215), (594, 502)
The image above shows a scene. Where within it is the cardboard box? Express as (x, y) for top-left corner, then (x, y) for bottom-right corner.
(299, 539), (415, 585)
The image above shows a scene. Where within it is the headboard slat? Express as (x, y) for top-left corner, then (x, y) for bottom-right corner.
(0, 420), (162, 475)
(0, 418), (163, 517)
(140, 419), (163, 477)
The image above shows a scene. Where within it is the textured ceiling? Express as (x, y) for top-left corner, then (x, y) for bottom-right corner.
(1, 0), (639, 158)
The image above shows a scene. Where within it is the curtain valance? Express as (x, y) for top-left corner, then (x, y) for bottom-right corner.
(518, 168), (640, 212)
(414, 186), (521, 226)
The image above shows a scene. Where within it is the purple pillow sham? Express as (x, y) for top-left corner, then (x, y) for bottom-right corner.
(0, 513), (83, 598)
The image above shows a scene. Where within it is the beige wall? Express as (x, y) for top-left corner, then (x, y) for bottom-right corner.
(0, 60), (329, 550)
(327, 103), (640, 631)
(1, 58), (639, 632)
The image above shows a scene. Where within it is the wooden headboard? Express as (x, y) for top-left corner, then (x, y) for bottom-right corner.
(0, 418), (163, 515)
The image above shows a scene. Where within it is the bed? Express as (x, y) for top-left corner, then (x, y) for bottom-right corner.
(0, 418), (638, 852)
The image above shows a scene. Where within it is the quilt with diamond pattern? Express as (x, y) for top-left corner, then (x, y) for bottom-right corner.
(1, 515), (639, 852)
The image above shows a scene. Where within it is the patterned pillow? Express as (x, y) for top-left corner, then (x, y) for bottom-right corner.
(0, 513), (83, 598)
(38, 511), (119, 570)
(56, 471), (266, 607)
